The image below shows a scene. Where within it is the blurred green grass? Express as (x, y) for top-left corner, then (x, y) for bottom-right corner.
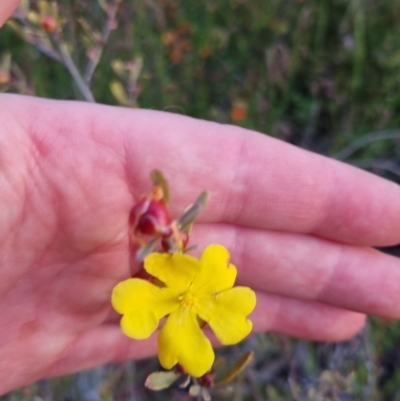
(2, 0), (400, 400)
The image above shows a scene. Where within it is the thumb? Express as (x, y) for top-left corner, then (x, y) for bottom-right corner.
(0, 0), (20, 27)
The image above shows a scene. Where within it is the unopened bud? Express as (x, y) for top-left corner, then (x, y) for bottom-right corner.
(0, 70), (10, 86)
(130, 198), (172, 237)
(41, 16), (57, 33)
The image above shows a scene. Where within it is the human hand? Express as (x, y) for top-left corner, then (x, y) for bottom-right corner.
(1, 94), (400, 394)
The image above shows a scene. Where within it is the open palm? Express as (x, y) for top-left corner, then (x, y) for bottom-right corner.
(1, 94), (400, 394)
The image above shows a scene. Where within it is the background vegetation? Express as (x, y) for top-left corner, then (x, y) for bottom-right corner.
(1, 0), (400, 399)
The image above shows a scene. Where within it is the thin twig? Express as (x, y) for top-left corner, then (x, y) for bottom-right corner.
(13, 8), (95, 101)
(53, 32), (95, 102)
(83, 0), (121, 85)
(333, 129), (400, 160)
(11, 13), (63, 63)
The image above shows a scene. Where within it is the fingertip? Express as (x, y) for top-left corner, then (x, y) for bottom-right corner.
(321, 311), (367, 342)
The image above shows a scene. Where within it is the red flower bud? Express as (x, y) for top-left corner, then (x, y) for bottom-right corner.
(41, 16), (57, 33)
(130, 198), (172, 237)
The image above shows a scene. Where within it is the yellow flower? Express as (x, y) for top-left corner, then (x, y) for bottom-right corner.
(112, 244), (256, 377)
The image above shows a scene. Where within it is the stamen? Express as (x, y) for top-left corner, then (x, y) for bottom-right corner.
(180, 293), (198, 308)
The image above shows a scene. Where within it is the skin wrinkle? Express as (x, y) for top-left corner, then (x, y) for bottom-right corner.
(0, 328), (80, 394)
(52, 247), (129, 317)
(192, 223), (335, 299)
(48, 236), (129, 316)
(224, 133), (252, 225)
(320, 246), (400, 318)
(316, 242), (357, 306)
(28, 134), (60, 232)
(90, 109), (129, 170)
(221, 130), (329, 234)
(273, 150), (329, 234)
(1, 271), (43, 345)
(314, 161), (400, 246)
(0, 231), (57, 305)
(0, 137), (56, 299)
(314, 167), (361, 240)
(0, 125), (28, 244)
(43, 330), (103, 378)
(31, 128), (127, 256)
(245, 225), (335, 300)
(270, 297), (366, 341)
(44, 325), (158, 379)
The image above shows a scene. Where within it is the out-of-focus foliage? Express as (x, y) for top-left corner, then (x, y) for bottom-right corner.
(2, 0), (400, 161)
(2, 0), (400, 400)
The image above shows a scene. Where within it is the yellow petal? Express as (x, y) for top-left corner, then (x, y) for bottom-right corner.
(144, 252), (200, 292)
(191, 244), (237, 295)
(197, 287), (256, 345)
(112, 278), (179, 339)
(158, 308), (215, 377)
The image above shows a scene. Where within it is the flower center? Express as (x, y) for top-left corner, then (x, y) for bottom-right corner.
(179, 292), (198, 309)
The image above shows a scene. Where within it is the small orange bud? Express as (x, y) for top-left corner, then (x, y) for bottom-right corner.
(230, 104), (247, 121)
(41, 16), (57, 33)
(0, 70), (10, 86)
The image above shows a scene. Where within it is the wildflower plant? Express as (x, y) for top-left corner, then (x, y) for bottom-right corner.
(111, 170), (257, 399)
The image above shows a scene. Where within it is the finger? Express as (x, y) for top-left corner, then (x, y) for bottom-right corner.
(45, 293), (365, 379)
(4, 95), (400, 247)
(116, 107), (400, 247)
(14, 95), (400, 246)
(192, 224), (400, 319)
(0, 0), (20, 27)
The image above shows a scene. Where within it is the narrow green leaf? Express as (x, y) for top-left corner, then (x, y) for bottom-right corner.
(97, 0), (108, 13)
(110, 80), (129, 106)
(214, 351), (254, 387)
(135, 236), (159, 261)
(145, 371), (181, 391)
(184, 244), (198, 253)
(212, 356), (226, 372)
(176, 191), (210, 228)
